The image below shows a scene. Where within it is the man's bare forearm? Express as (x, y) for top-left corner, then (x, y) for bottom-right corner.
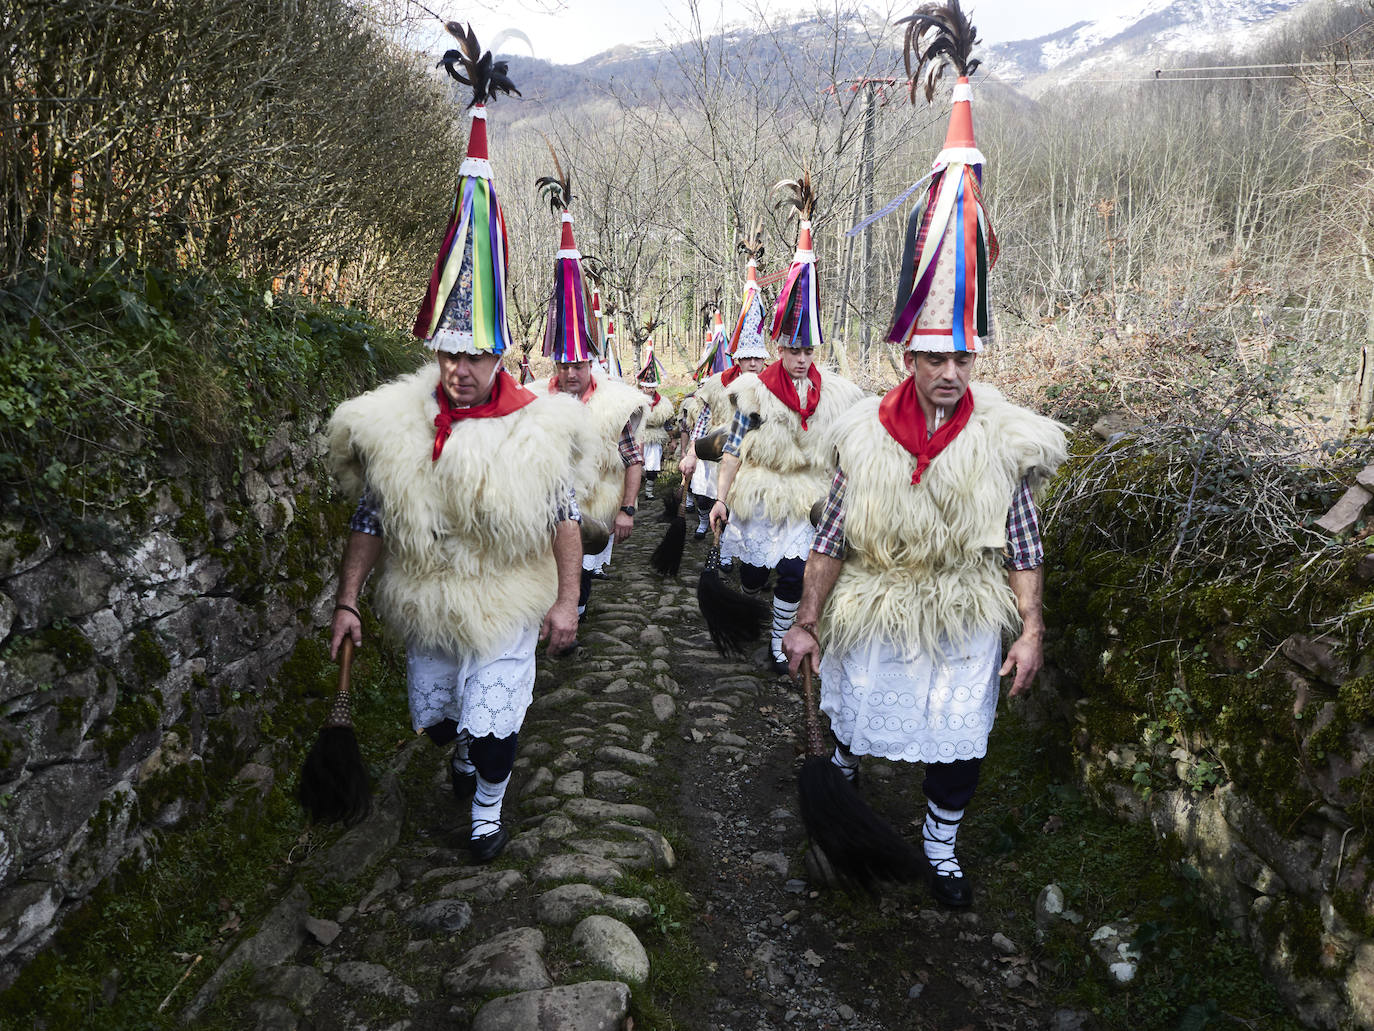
(337, 531), (383, 607)
(714, 453), (741, 505)
(552, 521), (582, 604)
(796, 550), (844, 626)
(1008, 566), (1044, 640)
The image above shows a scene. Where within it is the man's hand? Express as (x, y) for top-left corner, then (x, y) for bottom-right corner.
(1000, 631), (1043, 697)
(330, 607), (362, 660)
(540, 598), (578, 655)
(782, 624), (821, 678)
(613, 511), (634, 543)
(709, 500), (729, 534)
(679, 452), (697, 480)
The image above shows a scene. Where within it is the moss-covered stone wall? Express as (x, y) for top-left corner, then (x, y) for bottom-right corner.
(0, 259), (420, 988)
(1040, 432), (1374, 1029)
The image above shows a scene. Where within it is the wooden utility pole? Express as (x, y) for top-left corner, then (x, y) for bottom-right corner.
(859, 81), (878, 366)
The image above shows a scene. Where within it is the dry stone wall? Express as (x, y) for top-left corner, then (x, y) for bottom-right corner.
(0, 417), (341, 987)
(1040, 564), (1374, 1029)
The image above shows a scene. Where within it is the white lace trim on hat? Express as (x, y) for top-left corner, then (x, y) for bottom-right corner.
(792, 249), (815, 262)
(951, 82), (973, 103)
(556, 248), (582, 259)
(430, 329), (494, 355)
(733, 341), (770, 359)
(903, 333), (984, 354)
(932, 146), (986, 169)
(459, 156), (494, 179)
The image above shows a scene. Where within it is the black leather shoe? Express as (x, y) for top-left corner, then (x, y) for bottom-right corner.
(450, 761), (476, 802)
(924, 850), (973, 907)
(470, 826), (510, 864)
(770, 657), (791, 677)
(693, 529), (707, 540)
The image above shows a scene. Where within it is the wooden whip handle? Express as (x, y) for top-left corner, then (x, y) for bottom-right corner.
(802, 656), (828, 758)
(324, 636), (356, 729)
(337, 636), (354, 697)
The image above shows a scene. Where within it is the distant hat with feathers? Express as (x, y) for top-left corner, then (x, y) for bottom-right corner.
(770, 172), (823, 350)
(536, 143), (598, 364)
(730, 220), (770, 361)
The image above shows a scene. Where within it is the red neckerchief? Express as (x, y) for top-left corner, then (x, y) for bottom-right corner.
(721, 365), (744, 388)
(432, 368), (536, 461)
(650, 391), (662, 408)
(548, 373), (597, 404)
(758, 361), (822, 430)
(877, 376), (975, 485)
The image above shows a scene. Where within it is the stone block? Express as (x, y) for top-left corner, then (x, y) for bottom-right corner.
(6, 554), (114, 631)
(572, 916), (649, 984)
(0, 880), (62, 960)
(1281, 633), (1348, 686)
(442, 927), (551, 995)
(1315, 485), (1371, 535)
(471, 980), (630, 1031)
(10, 762), (109, 857)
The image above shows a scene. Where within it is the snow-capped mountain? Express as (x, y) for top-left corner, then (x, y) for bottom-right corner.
(983, 0), (1319, 90)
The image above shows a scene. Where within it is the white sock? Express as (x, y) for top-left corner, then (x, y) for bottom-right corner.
(451, 730), (475, 777)
(771, 596), (799, 661)
(830, 745), (859, 783)
(471, 774), (510, 839)
(922, 803), (964, 877)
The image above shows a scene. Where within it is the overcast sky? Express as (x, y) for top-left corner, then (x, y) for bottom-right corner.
(447, 0), (1145, 64)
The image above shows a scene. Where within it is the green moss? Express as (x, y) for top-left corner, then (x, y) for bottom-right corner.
(40, 621), (95, 671)
(54, 694), (85, 733)
(98, 693), (160, 765)
(129, 628), (171, 682)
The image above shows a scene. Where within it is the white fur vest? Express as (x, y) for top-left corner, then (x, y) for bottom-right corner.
(821, 381), (1067, 658)
(327, 364), (588, 656)
(546, 378), (648, 524)
(695, 373), (736, 435)
(641, 394), (676, 448)
(725, 368), (864, 524)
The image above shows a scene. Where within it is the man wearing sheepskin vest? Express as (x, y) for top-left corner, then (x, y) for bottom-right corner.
(327, 352), (586, 865)
(546, 358), (648, 619)
(781, 348), (1066, 905)
(709, 344), (863, 674)
(635, 344), (674, 500)
(679, 353), (766, 539)
(327, 56), (586, 865)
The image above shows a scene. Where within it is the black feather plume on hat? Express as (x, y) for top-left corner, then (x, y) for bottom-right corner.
(898, 0), (981, 103)
(773, 171), (817, 222)
(438, 22), (521, 107)
(736, 217), (765, 262)
(535, 137), (573, 216)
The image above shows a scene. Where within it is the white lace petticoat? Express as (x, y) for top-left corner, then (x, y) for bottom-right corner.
(689, 458), (718, 499)
(406, 625), (538, 738)
(643, 442), (663, 472)
(818, 629), (1002, 763)
(720, 507), (813, 568)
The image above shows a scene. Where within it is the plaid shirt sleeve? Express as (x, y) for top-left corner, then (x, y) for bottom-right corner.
(691, 404), (711, 441)
(722, 408), (752, 458)
(811, 469), (848, 559)
(557, 485), (581, 524)
(1004, 476), (1043, 570)
(618, 421), (645, 467)
(350, 486), (384, 537)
